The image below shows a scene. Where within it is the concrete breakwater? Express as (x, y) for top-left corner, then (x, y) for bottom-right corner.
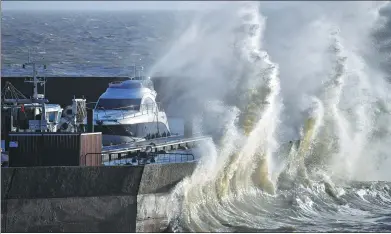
(1, 162), (196, 232)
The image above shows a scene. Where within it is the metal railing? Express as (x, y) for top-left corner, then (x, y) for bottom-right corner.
(85, 151), (196, 166)
(101, 135), (210, 154)
(151, 152), (196, 164)
(81, 152), (103, 166)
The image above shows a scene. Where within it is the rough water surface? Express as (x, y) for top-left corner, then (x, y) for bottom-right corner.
(2, 3), (391, 232)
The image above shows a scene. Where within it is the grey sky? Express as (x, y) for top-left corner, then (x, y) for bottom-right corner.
(1, 1), (223, 11)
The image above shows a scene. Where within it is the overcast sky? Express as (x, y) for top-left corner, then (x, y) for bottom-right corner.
(1, 1), (224, 11)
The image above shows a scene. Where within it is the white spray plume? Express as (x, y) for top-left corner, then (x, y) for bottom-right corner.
(152, 1), (391, 231)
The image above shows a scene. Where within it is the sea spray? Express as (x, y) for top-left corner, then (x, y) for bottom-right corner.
(163, 2), (283, 231)
(216, 1), (281, 199)
(160, 1), (391, 232)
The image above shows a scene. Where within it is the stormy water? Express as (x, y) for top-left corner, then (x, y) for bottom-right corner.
(1, 9), (192, 76)
(2, 1), (391, 232)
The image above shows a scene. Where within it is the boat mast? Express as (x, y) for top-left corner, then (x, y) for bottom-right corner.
(22, 50), (48, 132)
(23, 50), (47, 100)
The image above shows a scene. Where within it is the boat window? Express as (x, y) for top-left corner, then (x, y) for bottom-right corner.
(96, 98), (142, 110)
(47, 112), (56, 123)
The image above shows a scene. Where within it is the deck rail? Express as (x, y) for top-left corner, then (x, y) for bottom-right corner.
(101, 135), (210, 154)
(83, 151), (196, 166)
(82, 135), (210, 166)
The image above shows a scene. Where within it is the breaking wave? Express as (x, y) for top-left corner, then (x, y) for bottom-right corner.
(150, 1), (391, 232)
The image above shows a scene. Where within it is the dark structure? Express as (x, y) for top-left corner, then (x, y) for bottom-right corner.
(1, 166), (144, 232)
(0, 76), (168, 110)
(8, 132), (102, 167)
(1, 162), (197, 232)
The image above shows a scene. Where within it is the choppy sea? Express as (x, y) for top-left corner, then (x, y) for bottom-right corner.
(2, 5), (391, 232)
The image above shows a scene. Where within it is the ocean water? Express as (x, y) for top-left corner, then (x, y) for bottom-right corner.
(1, 10), (192, 76)
(2, 3), (391, 232)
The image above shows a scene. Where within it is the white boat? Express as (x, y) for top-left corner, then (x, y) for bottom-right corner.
(94, 71), (171, 146)
(1, 58), (64, 134)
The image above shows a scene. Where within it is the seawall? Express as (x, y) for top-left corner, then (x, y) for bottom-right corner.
(1, 162), (196, 232)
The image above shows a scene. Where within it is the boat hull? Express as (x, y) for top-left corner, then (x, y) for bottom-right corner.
(95, 122), (170, 146)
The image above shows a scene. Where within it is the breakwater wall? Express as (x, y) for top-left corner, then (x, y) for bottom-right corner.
(1, 162), (196, 232)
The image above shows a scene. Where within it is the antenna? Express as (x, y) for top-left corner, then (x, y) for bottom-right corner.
(22, 50), (47, 100)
